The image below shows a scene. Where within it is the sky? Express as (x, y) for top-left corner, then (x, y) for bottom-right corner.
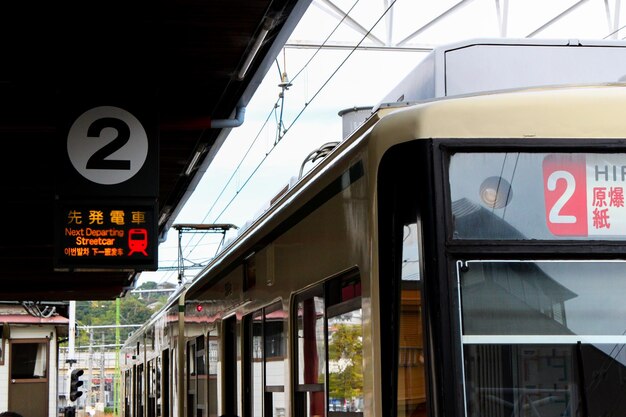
(137, 0), (626, 286)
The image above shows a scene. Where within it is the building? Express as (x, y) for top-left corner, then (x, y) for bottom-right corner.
(0, 303), (68, 416)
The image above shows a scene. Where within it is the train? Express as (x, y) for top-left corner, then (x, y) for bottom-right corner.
(120, 38), (626, 417)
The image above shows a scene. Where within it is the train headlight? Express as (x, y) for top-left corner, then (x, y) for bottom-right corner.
(479, 176), (513, 209)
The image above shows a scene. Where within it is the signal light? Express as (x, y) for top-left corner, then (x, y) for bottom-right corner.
(69, 368), (84, 402)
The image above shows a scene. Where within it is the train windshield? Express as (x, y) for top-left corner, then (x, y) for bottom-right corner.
(458, 260), (626, 417)
(449, 152), (626, 240)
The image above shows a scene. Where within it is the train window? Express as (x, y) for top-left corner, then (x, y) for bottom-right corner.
(208, 329), (219, 417)
(457, 260), (626, 417)
(148, 359), (156, 417)
(137, 364), (144, 417)
(244, 301), (286, 417)
(397, 223), (426, 417)
(244, 253), (257, 291)
(294, 274), (363, 417)
(378, 142), (428, 417)
(172, 346), (180, 417)
(187, 336), (208, 417)
(196, 336), (208, 417)
(187, 341), (196, 417)
(156, 357), (162, 417)
(327, 305), (363, 415)
(295, 289), (326, 417)
(265, 302), (286, 417)
(125, 370), (132, 417)
(448, 152), (626, 241)
(246, 310), (263, 417)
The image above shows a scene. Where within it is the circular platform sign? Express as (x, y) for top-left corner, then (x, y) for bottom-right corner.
(67, 106), (149, 185)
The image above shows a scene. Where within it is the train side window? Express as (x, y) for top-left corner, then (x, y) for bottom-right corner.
(294, 273), (363, 417)
(197, 335), (208, 417)
(148, 359), (156, 417)
(295, 288), (326, 417)
(397, 223), (427, 417)
(208, 329), (219, 417)
(172, 346), (180, 417)
(265, 302), (286, 417)
(187, 340), (196, 417)
(243, 301), (286, 417)
(156, 357), (162, 417)
(125, 369), (132, 417)
(187, 336), (208, 417)
(327, 299), (363, 416)
(137, 363), (144, 417)
(378, 142), (428, 417)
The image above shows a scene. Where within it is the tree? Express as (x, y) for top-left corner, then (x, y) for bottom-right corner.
(69, 281), (167, 346)
(328, 323), (363, 405)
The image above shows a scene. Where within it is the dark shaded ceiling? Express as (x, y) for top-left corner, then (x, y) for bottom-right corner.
(0, 0), (311, 301)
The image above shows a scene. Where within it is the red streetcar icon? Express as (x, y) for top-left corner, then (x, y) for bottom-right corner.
(128, 228), (148, 256)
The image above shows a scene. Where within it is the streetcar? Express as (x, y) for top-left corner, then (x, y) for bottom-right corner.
(120, 38), (626, 417)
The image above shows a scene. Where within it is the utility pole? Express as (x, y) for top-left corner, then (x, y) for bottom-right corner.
(100, 334), (105, 407)
(114, 298), (120, 415)
(88, 330), (93, 408)
(67, 301), (77, 411)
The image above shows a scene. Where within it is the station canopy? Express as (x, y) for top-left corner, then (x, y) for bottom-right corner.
(0, 0), (311, 301)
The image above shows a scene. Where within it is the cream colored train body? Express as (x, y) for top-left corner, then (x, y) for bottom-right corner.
(121, 38), (626, 417)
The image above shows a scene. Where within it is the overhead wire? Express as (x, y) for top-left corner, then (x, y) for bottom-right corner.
(154, 64), (287, 283)
(212, 0), (399, 222)
(605, 23), (626, 39)
(188, 0), (374, 230)
(157, 99), (283, 284)
(220, 0), (400, 214)
(288, 0), (363, 85)
(284, 0), (398, 133)
(161, 0), (400, 283)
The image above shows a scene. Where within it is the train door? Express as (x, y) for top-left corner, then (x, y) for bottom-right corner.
(294, 286), (325, 417)
(187, 339), (197, 417)
(378, 141), (429, 417)
(243, 301), (286, 417)
(7, 338), (49, 416)
(224, 315), (239, 417)
(125, 369), (133, 417)
(326, 277), (363, 416)
(162, 349), (170, 417)
(137, 363), (145, 417)
(188, 335), (208, 417)
(293, 273), (363, 417)
(208, 328), (219, 417)
(197, 336), (208, 417)
(148, 358), (157, 417)
(155, 356), (163, 417)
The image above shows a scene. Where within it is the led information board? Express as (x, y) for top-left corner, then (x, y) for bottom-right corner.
(56, 102), (159, 271)
(54, 200), (158, 271)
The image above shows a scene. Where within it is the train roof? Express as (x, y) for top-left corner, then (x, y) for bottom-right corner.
(375, 37), (626, 110)
(182, 82), (626, 303)
(375, 82), (626, 140)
